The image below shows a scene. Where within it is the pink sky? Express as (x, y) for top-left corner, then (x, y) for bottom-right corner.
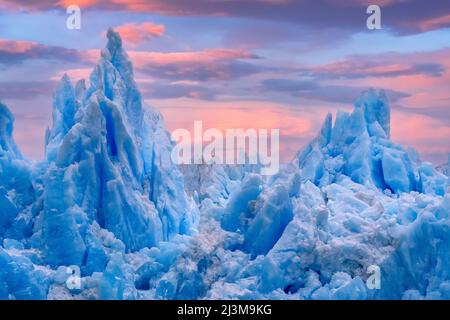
(0, 0), (449, 165)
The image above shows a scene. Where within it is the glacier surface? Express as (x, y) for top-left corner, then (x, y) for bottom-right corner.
(0, 29), (449, 300)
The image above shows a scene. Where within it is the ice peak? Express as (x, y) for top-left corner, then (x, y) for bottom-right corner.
(318, 112), (332, 147)
(95, 27), (136, 92)
(61, 73), (71, 84)
(55, 74), (76, 103)
(101, 28), (129, 71)
(296, 89), (447, 195)
(53, 75), (78, 129)
(75, 79), (86, 100)
(0, 102), (14, 133)
(45, 75), (80, 161)
(0, 102), (21, 158)
(355, 89), (390, 138)
(106, 28), (123, 57)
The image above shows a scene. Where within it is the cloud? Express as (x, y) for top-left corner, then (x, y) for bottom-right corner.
(113, 22), (165, 46)
(338, 48), (450, 111)
(415, 13), (450, 32)
(298, 59), (446, 80)
(2, 0), (449, 34)
(0, 39), (84, 65)
(129, 49), (263, 81)
(396, 105), (450, 126)
(139, 81), (217, 100)
(0, 0), (58, 10)
(0, 80), (57, 99)
(391, 111), (450, 163)
(0, 37), (264, 84)
(261, 79), (320, 92)
(129, 49), (258, 65)
(306, 85), (409, 104)
(260, 78), (410, 104)
(51, 68), (92, 82)
(152, 97), (316, 162)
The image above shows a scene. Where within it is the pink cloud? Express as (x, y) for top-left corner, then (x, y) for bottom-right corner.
(125, 48), (261, 81)
(3, 0), (448, 34)
(113, 22), (165, 46)
(0, 38), (84, 65)
(50, 43), (260, 82)
(51, 68), (92, 82)
(307, 49), (450, 111)
(300, 56), (445, 80)
(329, 0), (411, 6)
(149, 97), (322, 162)
(401, 13), (450, 32)
(0, 39), (37, 53)
(391, 111), (450, 161)
(128, 49), (256, 66)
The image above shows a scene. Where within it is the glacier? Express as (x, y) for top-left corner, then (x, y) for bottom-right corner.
(437, 154), (450, 178)
(0, 29), (449, 300)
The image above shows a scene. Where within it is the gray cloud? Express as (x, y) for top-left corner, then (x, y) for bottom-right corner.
(140, 82), (218, 100)
(298, 62), (446, 80)
(138, 60), (264, 82)
(260, 78), (410, 104)
(0, 40), (85, 66)
(3, 0), (449, 34)
(0, 80), (57, 99)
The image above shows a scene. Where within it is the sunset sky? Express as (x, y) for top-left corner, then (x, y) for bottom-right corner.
(0, 0), (449, 164)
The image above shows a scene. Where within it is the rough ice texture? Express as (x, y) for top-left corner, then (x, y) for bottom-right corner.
(0, 29), (449, 300)
(437, 154), (450, 178)
(296, 89), (447, 196)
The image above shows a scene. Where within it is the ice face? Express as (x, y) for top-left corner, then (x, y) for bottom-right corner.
(1, 29), (197, 277)
(297, 89), (446, 196)
(40, 29), (198, 266)
(45, 74), (80, 162)
(0, 103), (35, 240)
(354, 89), (390, 138)
(0, 102), (22, 159)
(436, 153), (450, 177)
(0, 30), (449, 300)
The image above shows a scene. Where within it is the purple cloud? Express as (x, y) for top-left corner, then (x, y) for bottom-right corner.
(140, 82), (218, 100)
(129, 49), (264, 82)
(298, 61), (446, 80)
(260, 78), (410, 103)
(0, 39), (84, 66)
(2, 0), (449, 34)
(0, 80), (57, 99)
